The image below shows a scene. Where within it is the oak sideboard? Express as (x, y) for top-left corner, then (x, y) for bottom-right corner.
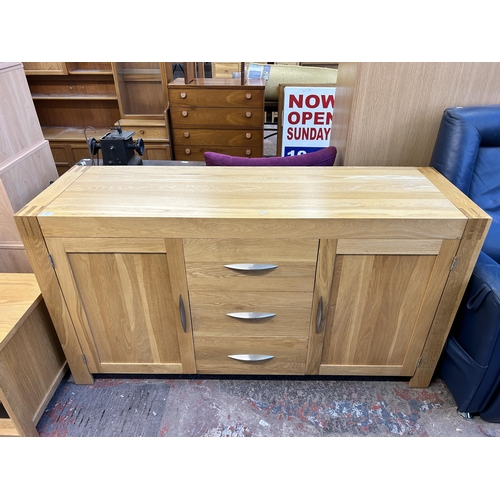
(15, 165), (491, 388)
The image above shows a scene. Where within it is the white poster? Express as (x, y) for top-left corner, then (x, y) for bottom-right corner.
(281, 86), (335, 157)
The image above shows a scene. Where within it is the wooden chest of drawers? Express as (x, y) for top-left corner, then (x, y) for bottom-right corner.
(15, 165), (491, 388)
(168, 78), (265, 161)
(184, 238), (318, 374)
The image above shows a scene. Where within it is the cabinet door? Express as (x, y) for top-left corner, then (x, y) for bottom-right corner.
(319, 239), (459, 377)
(45, 237), (195, 374)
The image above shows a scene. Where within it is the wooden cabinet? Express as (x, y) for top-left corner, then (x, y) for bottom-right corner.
(23, 62), (173, 174)
(0, 62), (59, 272)
(0, 274), (66, 436)
(168, 78), (265, 160)
(15, 165), (491, 388)
(112, 62), (170, 119)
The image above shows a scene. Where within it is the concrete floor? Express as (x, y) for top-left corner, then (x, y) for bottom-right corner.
(36, 373), (500, 437)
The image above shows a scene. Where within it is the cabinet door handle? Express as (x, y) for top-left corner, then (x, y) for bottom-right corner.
(227, 312), (276, 319)
(224, 263), (278, 271)
(228, 354), (274, 362)
(179, 295), (187, 332)
(316, 296), (323, 334)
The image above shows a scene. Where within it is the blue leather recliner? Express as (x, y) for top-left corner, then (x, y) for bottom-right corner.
(430, 105), (500, 422)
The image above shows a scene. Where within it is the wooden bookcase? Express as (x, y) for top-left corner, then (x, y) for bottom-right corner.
(23, 62), (173, 175)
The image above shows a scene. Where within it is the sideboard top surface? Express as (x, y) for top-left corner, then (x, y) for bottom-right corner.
(0, 273), (41, 347)
(19, 166), (477, 240)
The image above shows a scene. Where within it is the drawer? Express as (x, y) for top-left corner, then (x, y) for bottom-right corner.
(133, 125), (169, 141)
(194, 336), (308, 375)
(142, 143), (172, 161)
(174, 145), (263, 161)
(190, 291), (312, 337)
(169, 107), (264, 128)
(184, 238), (319, 291)
(168, 88), (264, 108)
(173, 128), (263, 146)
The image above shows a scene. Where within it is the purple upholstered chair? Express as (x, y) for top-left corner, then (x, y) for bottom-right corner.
(204, 146), (337, 167)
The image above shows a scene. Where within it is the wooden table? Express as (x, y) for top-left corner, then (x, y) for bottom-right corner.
(0, 274), (66, 436)
(14, 165), (491, 388)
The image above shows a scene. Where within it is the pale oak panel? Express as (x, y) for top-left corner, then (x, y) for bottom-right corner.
(322, 253), (438, 368)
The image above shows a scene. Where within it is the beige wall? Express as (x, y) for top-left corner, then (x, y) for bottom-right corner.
(330, 62), (500, 166)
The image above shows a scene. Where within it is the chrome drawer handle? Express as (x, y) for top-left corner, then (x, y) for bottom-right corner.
(227, 312), (276, 319)
(224, 263), (278, 271)
(228, 354), (274, 362)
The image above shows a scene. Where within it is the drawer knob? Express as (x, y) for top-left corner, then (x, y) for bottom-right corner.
(180, 92), (187, 99)
(246, 111), (252, 118)
(139, 130), (145, 134)
(227, 312), (276, 320)
(183, 132), (190, 138)
(246, 150), (251, 156)
(246, 133), (252, 139)
(246, 93), (252, 100)
(182, 110), (188, 117)
(228, 354), (274, 362)
(185, 148), (191, 155)
(224, 263), (278, 271)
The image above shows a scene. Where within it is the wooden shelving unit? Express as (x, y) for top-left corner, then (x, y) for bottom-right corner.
(23, 62), (173, 175)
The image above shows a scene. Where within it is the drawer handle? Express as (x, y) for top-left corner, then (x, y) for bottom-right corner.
(227, 312), (276, 320)
(185, 148), (191, 155)
(179, 295), (187, 333)
(183, 132), (190, 138)
(180, 92), (187, 99)
(224, 263), (278, 271)
(246, 111), (252, 118)
(228, 354), (274, 362)
(246, 133), (252, 139)
(246, 150), (251, 156)
(182, 110), (188, 117)
(316, 296), (323, 334)
(246, 93), (252, 100)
